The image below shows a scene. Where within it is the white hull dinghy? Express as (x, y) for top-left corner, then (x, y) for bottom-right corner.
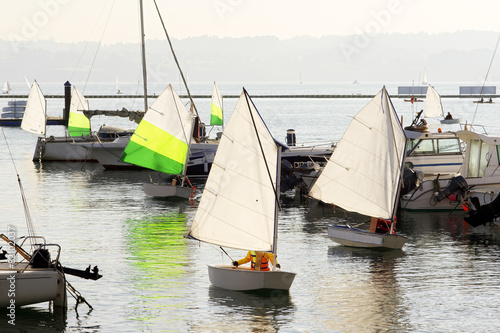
(208, 265), (295, 291)
(309, 87), (408, 250)
(188, 89), (296, 291)
(327, 225), (407, 250)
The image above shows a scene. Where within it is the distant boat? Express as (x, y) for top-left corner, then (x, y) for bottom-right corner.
(473, 98), (494, 104)
(421, 70), (428, 85)
(1, 100), (26, 119)
(309, 86), (408, 249)
(116, 75), (122, 94)
(2, 81), (11, 94)
(352, 80), (359, 84)
(210, 82), (223, 127)
(423, 85), (461, 124)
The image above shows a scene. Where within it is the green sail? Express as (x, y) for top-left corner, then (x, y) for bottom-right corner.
(121, 119), (189, 175)
(68, 86), (91, 137)
(210, 103), (223, 126)
(210, 82), (223, 126)
(68, 111), (91, 137)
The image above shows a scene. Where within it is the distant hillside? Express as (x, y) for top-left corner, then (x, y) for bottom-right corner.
(1, 31), (499, 84)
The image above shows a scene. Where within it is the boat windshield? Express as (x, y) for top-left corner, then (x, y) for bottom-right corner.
(407, 138), (462, 155)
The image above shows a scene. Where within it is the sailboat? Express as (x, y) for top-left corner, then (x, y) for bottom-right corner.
(21, 80), (47, 136)
(21, 82), (100, 161)
(210, 82), (223, 127)
(188, 89), (296, 291)
(308, 86), (408, 250)
(2, 81), (11, 94)
(120, 84), (196, 199)
(0, 131), (101, 309)
(116, 75), (122, 94)
(424, 85), (461, 124)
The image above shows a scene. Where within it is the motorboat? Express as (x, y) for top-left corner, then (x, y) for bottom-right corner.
(401, 130), (500, 210)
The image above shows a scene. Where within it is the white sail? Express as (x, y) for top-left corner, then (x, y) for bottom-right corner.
(210, 82), (223, 126)
(424, 85), (444, 118)
(21, 81), (46, 135)
(189, 90), (279, 252)
(309, 87), (406, 219)
(2, 81), (10, 94)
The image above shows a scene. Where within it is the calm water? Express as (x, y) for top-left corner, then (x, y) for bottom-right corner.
(1, 82), (500, 332)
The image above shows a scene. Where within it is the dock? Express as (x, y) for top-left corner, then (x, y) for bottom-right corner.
(1, 94), (500, 99)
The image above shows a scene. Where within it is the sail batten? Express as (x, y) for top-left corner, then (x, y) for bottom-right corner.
(121, 84), (193, 174)
(21, 81), (46, 136)
(309, 87), (406, 219)
(189, 90), (278, 252)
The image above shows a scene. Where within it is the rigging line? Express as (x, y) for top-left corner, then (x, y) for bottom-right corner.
(0, 128), (38, 245)
(83, 0), (117, 94)
(472, 33), (500, 125)
(69, 1), (111, 82)
(243, 89), (282, 211)
(152, 0), (199, 117)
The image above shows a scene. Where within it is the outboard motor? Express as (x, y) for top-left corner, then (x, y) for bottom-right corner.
(280, 159), (300, 192)
(32, 248), (51, 268)
(401, 168), (423, 196)
(435, 176), (468, 202)
(464, 192), (500, 227)
(286, 129), (296, 147)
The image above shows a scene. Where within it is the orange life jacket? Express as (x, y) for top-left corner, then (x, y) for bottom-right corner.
(250, 251), (270, 271)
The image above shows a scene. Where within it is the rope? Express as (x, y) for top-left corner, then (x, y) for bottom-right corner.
(1, 128), (38, 246)
(83, 0), (117, 94)
(152, 0), (199, 117)
(471, 33), (500, 125)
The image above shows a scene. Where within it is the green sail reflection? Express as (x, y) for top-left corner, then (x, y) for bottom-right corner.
(125, 211), (191, 325)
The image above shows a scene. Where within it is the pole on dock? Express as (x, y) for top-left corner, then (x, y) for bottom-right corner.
(64, 81), (71, 126)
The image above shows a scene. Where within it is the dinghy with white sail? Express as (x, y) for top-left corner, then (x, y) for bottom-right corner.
(309, 86), (408, 249)
(424, 85), (461, 124)
(120, 84), (196, 199)
(188, 89), (296, 290)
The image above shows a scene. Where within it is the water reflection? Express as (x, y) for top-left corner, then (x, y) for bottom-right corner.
(323, 246), (407, 332)
(124, 210), (191, 328)
(0, 306), (71, 332)
(208, 286), (295, 332)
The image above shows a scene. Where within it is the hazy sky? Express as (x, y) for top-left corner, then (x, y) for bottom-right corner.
(1, 0), (500, 44)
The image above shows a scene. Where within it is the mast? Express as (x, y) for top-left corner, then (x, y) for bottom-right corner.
(139, 0), (148, 111)
(272, 145), (282, 271)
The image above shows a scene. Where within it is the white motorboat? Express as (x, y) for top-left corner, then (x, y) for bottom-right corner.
(404, 129), (464, 179)
(401, 130), (500, 210)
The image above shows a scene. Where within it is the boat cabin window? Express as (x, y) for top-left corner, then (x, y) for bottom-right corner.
(408, 138), (461, 155)
(467, 139), (489, 177)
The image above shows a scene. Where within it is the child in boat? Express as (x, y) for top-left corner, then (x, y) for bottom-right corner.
(232, 251), (280, 271)
(445, 112), (453, 120)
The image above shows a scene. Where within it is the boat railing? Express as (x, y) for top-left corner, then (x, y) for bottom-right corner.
(20, 243), (62, 273)
(460, 123), (488, 134)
